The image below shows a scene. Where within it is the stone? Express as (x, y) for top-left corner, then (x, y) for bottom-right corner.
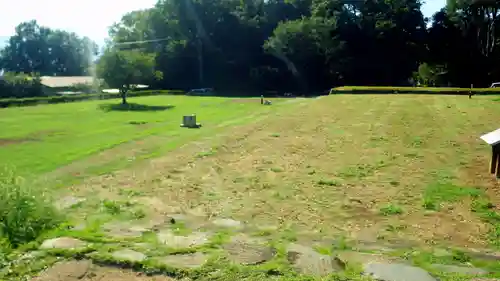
(467, 250), (500, 261)
(354, 243), (395, 253)
(363, 262), (437, 281)
(31, 260), (92, 281)
(211, 218), (244, 230)
(286, 243), (344, 276)
(433, 248), (452, 257)
(430, 264), (488, 275)
(54, 196), (86, 210)
(40, 237), (87, 250)
(336, 251), (400, 265)
(224, 235), (276, 265)
(111, 249), (147, 263)
(157, 230), (211, 248)
(71, 223), (86, 231)
(155, 253), (209, 269)
(102, 222), (150, 238)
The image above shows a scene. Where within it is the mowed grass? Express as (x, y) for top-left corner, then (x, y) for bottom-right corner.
(0, 95), (294, 179)
(66, 94), (500, 249)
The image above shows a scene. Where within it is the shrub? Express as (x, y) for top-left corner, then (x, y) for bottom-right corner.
(0, 169), (62, 247)
(0, 89), (184, 108)
(0, 72), (44, 98)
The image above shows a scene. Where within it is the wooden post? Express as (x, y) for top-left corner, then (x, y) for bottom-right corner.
(491, 145), (498, 174)
(495, 145), (500, 178)
(261, 95), (264, 105)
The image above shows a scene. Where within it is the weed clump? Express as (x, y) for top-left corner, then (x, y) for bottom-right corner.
(0, 169), (62, 247)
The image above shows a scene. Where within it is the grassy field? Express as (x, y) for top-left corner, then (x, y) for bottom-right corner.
(0, 95), (293, 181)
(1, 94), (500, 280)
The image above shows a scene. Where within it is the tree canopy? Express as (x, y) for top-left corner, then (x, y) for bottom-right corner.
(3, 0), (500, 95)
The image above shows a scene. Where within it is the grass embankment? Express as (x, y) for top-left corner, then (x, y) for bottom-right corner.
(330, 86), (500, 95)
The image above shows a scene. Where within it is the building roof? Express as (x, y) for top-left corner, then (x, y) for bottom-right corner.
(40, 76), (95, 88)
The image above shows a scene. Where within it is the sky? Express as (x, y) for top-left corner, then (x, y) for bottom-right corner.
(0, 0), (445, 47)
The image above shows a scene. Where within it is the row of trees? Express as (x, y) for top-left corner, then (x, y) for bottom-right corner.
(2, 0), (500, 97)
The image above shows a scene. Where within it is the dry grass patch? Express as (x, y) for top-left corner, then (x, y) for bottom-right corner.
(67, 95), (500, 249)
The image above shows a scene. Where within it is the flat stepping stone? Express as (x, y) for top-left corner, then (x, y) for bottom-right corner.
(211, 218), (244, 230)
(337, 251), (400, 265)
(286, 243), (344, 276)
(40, 237), (87, 249)
(430, 264), (488, 275)
(157, 230), (211, 248)
(224, 235), (276, 265)
(102, 222), (150, 238)
(363, 262), (437, 281)
(155, 253), (209, 269)
(31, 260), (92, 281)
(111, 249), (146, 263)
(54, 196), (86, 210)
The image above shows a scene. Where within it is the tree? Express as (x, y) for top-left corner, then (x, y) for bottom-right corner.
(0, 20), (98, 76)
(96, 49), (162, 104)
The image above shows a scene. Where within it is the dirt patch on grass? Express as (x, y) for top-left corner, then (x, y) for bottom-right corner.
(0, 130), (64, 147)
(66, 95), (500, 249)
(0, 137), (35, 146)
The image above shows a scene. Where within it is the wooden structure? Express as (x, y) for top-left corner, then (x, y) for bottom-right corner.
(180, 114), (201, 128)
(480, 128), (500, 178)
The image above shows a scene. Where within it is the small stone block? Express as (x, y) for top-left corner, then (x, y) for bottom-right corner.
(363, 262), (437, 281)
(155, 252), (209, 269)
(111, 249), (146, 263)
(40, 237), (87, 250)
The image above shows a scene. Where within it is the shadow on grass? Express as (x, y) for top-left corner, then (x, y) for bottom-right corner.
(99, 103), (175, 112)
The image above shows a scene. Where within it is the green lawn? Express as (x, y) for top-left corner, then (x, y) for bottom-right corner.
(0, 96), (292, 178)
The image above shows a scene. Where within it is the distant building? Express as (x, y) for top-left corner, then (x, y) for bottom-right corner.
(39, 76), (100, 95)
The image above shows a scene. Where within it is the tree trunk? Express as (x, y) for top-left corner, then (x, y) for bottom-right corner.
(120, 89), (127, 104)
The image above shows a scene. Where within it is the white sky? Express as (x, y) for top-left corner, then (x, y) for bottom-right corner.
(0, 0), (445, 47)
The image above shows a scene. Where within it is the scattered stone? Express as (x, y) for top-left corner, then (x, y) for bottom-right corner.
(31, 260), (92, 281)
(134, 243), (153, 249)
(256, 224), (279, 232)
(40, 237), (87, 250)
(433, 248), (452, 257)
(336, 251), (400, 265)
(467, 250), (500, 261)
(155, 253), (209, 269)
(224, 235), (276, 265)
(363, 262), (437, 281)
(71, 223), (86, 231)
(211, 218), (244, 230)
(286, 243), (344, 276)
(111, 249), (147, 263)
(430, 264), (488, 275)
(157, 230), (211, 248)
(54, 196), (86, 210)
(102, 222), (150, 238)
(354, 243), (395, 253)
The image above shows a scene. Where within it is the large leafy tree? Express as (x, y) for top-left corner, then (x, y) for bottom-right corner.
(96, 49), (162, 104)
(0, 20), (97, 76)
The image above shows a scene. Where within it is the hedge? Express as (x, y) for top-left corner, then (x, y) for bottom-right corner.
(329, 86), (500, 95)
(0, 90), (185, 108)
